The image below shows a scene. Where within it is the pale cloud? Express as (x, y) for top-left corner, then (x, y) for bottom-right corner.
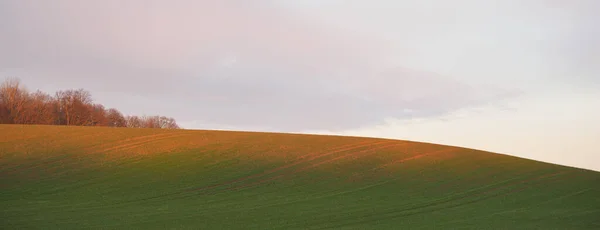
(278, 0), (600, 89)
(0, 0), (515, 131)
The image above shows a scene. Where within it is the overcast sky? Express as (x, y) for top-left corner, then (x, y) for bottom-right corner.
(1, 0), (598, 171)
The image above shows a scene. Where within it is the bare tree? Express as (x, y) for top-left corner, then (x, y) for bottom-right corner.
(141, 115), (160, 129)
(106, 108), (127, 127)
(134, 115), (181, 129)
(125, 115), (143, 128)
(124, 115), (180, 129)
(89, 104), (108, 126)
(159, 116), (180, 129)
(0, 78), (30, 124)
(21, 90), (56, 125)
(1, 78), (182, 129)
(55, 89), (93, 126)
(0, 100), (8, 123)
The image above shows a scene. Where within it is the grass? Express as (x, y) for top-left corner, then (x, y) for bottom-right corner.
(0, 124), (599, 229)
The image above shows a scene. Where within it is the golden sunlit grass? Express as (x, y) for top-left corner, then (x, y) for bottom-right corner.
(1, 124), (599, 229)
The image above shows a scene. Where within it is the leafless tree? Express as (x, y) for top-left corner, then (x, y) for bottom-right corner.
(141, 115), (161, 129)
(0, 77), (29, 124)
(159, 116), (180, 129)
(139, 115), (180, 129)
(21, 90), (56, 125)
(1, 77), (182, 129)
(89, 104), (108, 126)
(106, 108), (127, 127)
(125, 115), (143, 128)
(0, 101), (8, 124)
(55, 89), (93, 126)
(125, 115), (180, 129)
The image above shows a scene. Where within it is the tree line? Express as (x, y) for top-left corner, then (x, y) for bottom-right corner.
(0, 78), (180, 129)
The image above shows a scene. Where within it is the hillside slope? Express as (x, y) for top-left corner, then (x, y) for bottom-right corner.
(1, 125), (599, 229)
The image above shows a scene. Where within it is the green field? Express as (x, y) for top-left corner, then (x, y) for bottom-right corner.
(1, 124), (599, 229)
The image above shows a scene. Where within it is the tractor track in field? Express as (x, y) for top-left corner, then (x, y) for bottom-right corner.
(195, 162), (488, 220)
(433, 187), (595, 228)
(86, 169), (577, 230)
(79, 131), (183, 153)
(100, 140), (391, 206)
(198, 166), (573, 218)
(191, 144), (456, 195)
(5, 132), (191, 173)
(377, 147), (459, 169)
(307, 142), (411, 169)
(106, 140), (396, 204)
(0, 132), (195, 183)
(0, 155), (72, 177)
(300, 170), (555, 229)
(314, 170), (571, 229)
(197, 142), (443, 195)
(94, 132), (193, 155)
(186, 140), (392, 192)
(431, 167), (506, 194)
(463, 170), (567, 199)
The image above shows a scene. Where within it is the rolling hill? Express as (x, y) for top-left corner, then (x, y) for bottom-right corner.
(1, 124), (599, 229)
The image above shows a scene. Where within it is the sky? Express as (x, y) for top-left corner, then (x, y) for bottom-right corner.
(1, 0), (598, 171)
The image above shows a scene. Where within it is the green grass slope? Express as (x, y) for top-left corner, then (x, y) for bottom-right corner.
(1, 124), (599, 229)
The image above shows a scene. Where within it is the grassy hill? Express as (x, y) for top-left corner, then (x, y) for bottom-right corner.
(1, 124), (598, 229)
